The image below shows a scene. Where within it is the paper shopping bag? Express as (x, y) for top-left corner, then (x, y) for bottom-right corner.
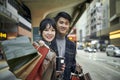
(14, 54), (42, 80)
(84, 72), (92, 80)
(0, 59), (21, 80)
(1, 36), (38, 72)
(71, 74), (80, 80)
(71, 72), (92, 80)
(26, 46), (49, 80)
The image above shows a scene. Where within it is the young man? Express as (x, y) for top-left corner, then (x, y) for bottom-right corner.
(50, 12), (77, 80)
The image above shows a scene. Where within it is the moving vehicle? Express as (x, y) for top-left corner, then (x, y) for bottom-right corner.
(84, 47), (96, 53)
(106, 45), (120, 57)
(77, 45), (83, 50)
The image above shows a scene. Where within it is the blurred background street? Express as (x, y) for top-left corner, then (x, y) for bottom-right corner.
(76, 50), (120, 80)
(0, 0), (120, 80)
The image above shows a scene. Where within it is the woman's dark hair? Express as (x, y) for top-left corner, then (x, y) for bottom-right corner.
(39, 18), (57, 36)
(54, 12), (72, 23)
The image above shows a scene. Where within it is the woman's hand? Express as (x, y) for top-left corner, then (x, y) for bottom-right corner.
(38, 40), (49, 49)
(38, 40), (45, 46)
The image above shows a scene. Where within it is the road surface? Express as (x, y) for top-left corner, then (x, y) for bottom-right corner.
(76, 50), (120, 80)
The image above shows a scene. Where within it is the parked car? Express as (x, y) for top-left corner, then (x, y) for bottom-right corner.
(106, 45), (120, 57)
(84, 47), (96, 53)
(77, 45), (83, 50)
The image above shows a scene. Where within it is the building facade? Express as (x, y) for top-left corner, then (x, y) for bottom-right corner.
(76, 0), (120, 49)
(0, 0), (32, 41)
(109, 0), (120, 46)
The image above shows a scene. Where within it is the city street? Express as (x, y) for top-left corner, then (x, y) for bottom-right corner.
(76, 50), (120, 80)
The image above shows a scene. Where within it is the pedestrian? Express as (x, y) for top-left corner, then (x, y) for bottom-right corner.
(27, 18), (57, 80)
(50, 12), (81, 80)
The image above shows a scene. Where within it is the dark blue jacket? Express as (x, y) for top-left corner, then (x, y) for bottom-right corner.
(50, 37), (76, 80)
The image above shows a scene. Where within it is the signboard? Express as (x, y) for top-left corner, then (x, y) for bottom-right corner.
(0, 32), (7, 40)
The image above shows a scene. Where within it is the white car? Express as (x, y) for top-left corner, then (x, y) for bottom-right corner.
(84, 47), (96, 53)
(106, 45), (120, 57)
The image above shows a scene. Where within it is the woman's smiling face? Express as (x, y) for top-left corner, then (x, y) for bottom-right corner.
(42, 24), (56, 42)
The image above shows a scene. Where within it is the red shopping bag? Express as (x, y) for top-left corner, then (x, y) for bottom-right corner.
(71, 75), (80, 80)
(26, 45), (49, 80)
(71, 72), (92, 80)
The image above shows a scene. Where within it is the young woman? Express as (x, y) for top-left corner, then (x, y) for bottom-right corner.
(27, 18), (57, 80)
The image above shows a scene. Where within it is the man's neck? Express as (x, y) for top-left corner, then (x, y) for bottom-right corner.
(56, 33), (65, 39)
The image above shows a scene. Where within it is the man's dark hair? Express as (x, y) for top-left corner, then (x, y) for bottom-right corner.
(39, 18), (57, 36)
(54, 12), (72, 23)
